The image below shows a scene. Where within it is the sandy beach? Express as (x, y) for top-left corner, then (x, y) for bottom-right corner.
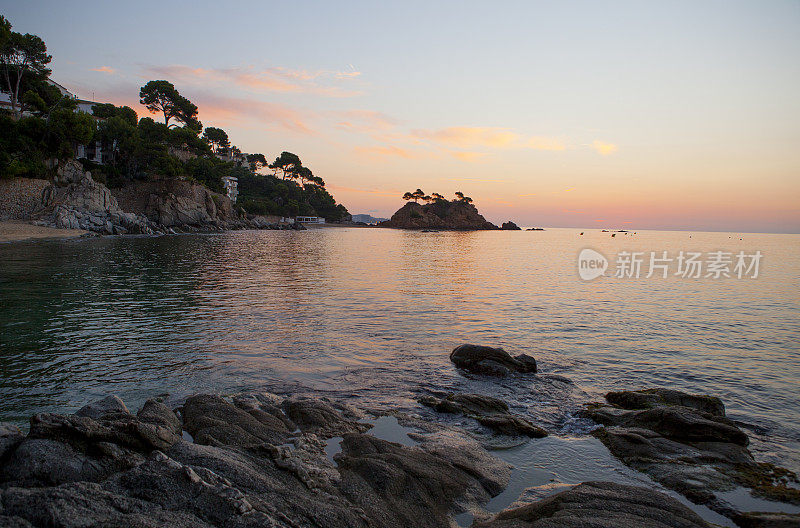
(0, 220), (88, 243)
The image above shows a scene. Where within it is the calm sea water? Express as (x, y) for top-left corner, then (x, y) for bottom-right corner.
(1, 227), (799, 506)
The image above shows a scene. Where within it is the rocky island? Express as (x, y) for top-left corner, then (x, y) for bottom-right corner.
(378, 190), (520, 231)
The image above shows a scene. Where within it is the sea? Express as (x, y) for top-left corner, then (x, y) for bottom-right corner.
(1, 227), (798, 525)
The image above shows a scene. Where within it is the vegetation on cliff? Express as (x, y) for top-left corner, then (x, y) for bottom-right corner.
(0, 15), (349, 221)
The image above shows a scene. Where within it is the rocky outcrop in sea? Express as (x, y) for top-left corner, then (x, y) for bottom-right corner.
(585, 388), (800, 525)
(379, 201), (499, 230)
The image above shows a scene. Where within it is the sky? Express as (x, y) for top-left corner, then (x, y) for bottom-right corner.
(3, 1), (799, 232)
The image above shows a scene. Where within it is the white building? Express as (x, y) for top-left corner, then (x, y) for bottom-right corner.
(221, 175), (238, 203)
(296, 216), (326, 224)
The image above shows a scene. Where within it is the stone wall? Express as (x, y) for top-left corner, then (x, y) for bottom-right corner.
(0, 178), (50, 220)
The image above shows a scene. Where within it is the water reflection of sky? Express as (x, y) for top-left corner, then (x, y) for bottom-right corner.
(1, 228), (798, 474)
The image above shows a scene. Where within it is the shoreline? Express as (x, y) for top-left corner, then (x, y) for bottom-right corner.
(0, 220), (89, 243)
(1, 344), (798, 527)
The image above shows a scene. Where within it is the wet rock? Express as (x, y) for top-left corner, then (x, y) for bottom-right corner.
(450, 344), (537, 376)
(28, 410), (179, 454)
(336, 433), (501, 528)
(0, 423), (24, 460)
(473, 415), (547, 438)
(606, 388), (725, 417)
(734, 511), (800, 528)
(473, 481), (711, 528)
(182, 394), (289, 448)
(590, 405), (748, 446)
(75, 394), (130, 420)
(137, 399), (182, 437)
(3, 392), (520, 528)
(414, 429), (512, 497)
(420, 393), (547, 438)
(586, 388), (800, 520)
(1, 438), (106, 486)
(283, 397), (370, 437)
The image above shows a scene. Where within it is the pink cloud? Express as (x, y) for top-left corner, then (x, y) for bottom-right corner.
(90, 66), (116, 74)
(193, 93), (316, 134)
(143, 64), (363, 97)
(353, 145), (430, 160)
(412, 127), (519, 148)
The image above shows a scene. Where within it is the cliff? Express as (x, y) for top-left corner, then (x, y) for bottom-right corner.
(9, 160), (300, 236)
(379, 201), (498, 230)
(111, 178), (239, 228)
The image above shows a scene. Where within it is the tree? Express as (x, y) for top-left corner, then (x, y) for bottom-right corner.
(92, 103), (138, 126)
(0, 20), (52, 119)
(402, 189), (427, 203)
(454, 191), (473, 204)
(431, 192), (446, 202)
(246, 153), (267, 172)
(46, 108), (96, 159)
(297, 166), (315, 186)
(0, 16), (11, 51)
(139, 80), (199, 129)
(202, 127), (230, 154)
(269, 151), (301, 180)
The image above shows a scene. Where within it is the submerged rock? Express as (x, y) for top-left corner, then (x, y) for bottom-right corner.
(420, 393), (547, 438)
(586, 388), (800, 521)
(450, 344), (537, 376)
(473, 481), (712, 528)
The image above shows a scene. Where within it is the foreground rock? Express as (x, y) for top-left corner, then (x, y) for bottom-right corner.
(450, 344), (537, 376)
(0, 393), (511, 528)
(585, 388), (800, 522)
(420, 393), (547, 438)
(379, 200), (498, 230)
(474, 481), (711, 528)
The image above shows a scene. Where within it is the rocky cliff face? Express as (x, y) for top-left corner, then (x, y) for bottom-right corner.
(19, 160), (270, 236)
(379, 201), (498, 230)
(33, 161), (158, 235)
(112, 179), (240, 229)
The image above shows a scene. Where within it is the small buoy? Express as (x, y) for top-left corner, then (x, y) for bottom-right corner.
(611, 233), (616, 237)
(579, 232), (584, 235)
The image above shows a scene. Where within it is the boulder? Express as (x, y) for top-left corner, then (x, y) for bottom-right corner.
(75, 395), (130, 420)
(283, 397), (370, 437)
(0, 423), (24, 460)
(586, 388), (800, 520)
(605, 388), (725, 416)
(336, 433), (500, 528)
(450, 344), (537, 376)
(590, 405), (748, 446)
(473, 481), (711, 528)
(420, 393), (547, 438)
(500, 221), (521, 230)
(181, 394), (289, 448)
